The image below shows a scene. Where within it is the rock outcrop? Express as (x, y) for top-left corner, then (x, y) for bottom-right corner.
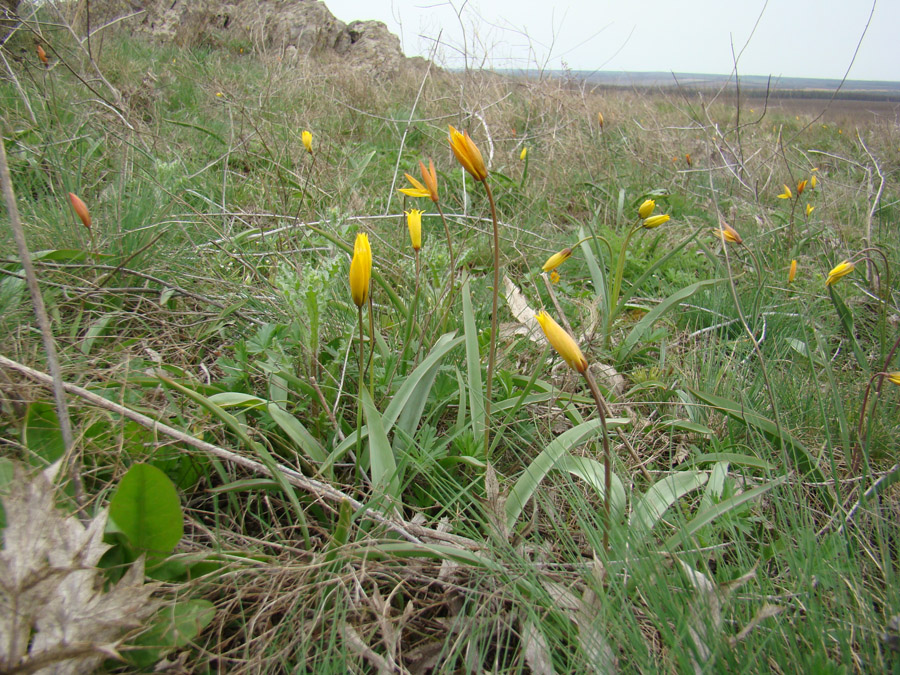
(90, 0), (421, 77)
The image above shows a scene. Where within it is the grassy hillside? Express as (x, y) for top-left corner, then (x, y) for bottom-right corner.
(1, 11), (899, 674)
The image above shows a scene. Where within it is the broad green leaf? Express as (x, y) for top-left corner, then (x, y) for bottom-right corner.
(785, 337), (826, 368)
(157, 375), (310, 545)
(699, 461), (729, 511)
(828, 286), (868, 370)
(655, 419), (715, 435)
(664, 475), (787, 551)
(462, 279), (486, 441)
(207, 392), (267, 409)
(109, 463), (184, 553)
(322, 334), (462, 473)
(556, 455), (626, 521)
(687, 453), (774, 470)
(616, 226), (703, 311)
(208, 479), (281, 493)
(505, 417), (629, 532)
(687, 388), (825, 483)
(578, 225), (608, 311)
(267, 402), (328, 465)
(350, 542), (501, 570)
(618, 279), (720, 360)
(129, 599), (216, 668)
(630, 470), (708, 532)
(22, 401), (65, 465)
(390, 333), (461, 437)
(361, 388), (401, 507)
(80, 312), (117, 355)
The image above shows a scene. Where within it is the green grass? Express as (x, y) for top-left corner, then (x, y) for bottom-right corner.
(1, 14), (899, 674)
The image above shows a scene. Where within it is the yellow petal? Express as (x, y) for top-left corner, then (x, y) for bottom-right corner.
(399, 173), (430, 199)
(542, 247), (572, 272)
(405, 209), (423, 251)
(448, 125), (487, 180)
(302, 130), (313, 154)
(520, 147), (528, 161)
(643, 214), (670, 229)
(349, 233), (372, 307)
(715, 223), (742, 244)
(825, 260), (854, 287)
(638, 199), (656, 219)
(777, 185), (792, 199)
(886, 372), (900, 386)
(535, 311), (588, 373)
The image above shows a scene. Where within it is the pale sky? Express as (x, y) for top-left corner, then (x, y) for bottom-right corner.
(326, 0), (896, 81)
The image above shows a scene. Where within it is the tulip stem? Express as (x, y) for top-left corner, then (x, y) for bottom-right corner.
(367, 294), (375, 396)
(356, 305), (365, 478)
(481, 178), (500, 459)
(436, 201), (456, 287)
(582, 368), (613, 553)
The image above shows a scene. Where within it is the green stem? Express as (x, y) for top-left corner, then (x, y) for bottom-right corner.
(583, 369), (612, 553)
(356, 306), (364, 480)
(607, 223), (640, 347)
(367, 293), (375, 396)
(481, 178), (500, 460)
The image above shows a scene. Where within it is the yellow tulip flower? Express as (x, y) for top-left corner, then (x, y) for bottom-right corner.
(535, 311), (587, 374)
(643, 214), (670, 229)
(405, 209), (423, 251)
(520, 147), (528, 161)
(349, 233), (372, 307)
(597, 112), (604, 129)
(638, 199), (656, 219)
(806, 203), (814, 217)
(715, 223), (743, 244)
(448, 125), (487, 180)
(810, 174), (818, 189)
(887, 372), (900, 386)
(302, 130), (313, 154)
(399, 160), (439, 202)
(778, 185), (792, 199)
(788, 259), (797, 283)
(542, 247), (572, 272)
(825, 260), (854, 287)
(797, 179), (808, 195)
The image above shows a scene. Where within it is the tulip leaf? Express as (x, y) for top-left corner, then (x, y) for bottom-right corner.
(322, 334), (461, 474)
(618, 278), (720, 360)
(109, 463), (184, 553)
(663, 475), (787, 551)
(361, 387), (401, 509)
(505, 417), (629, 532)
(555, 455), (626, 521)
(827, 286), (868, 370)
(687, 387), (826, 485)
(630, 470), (708, 532)
(267, 402), (328, 465)
(462, 279), (486, 441)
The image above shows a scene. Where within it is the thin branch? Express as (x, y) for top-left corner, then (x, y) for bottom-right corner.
(0, 354), (480, 551)
(0, 131), (85, 513)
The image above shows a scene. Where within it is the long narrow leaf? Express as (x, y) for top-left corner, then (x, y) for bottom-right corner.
(687, 388), (825, 483)
(505, 417), (629, 532)
(664, 475), (787, 551)
(462, 279), (486, 440)
(556, 455), (626, 520)
(618, 279), (720, 360)
(629, 470), (708, 531)
(361, 388), (401, 508)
